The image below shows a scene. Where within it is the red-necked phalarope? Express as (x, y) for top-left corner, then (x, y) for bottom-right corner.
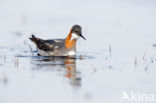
(29, 25), (86, 56)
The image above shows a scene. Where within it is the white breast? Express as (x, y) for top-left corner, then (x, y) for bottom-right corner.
(68, 51), (76, 56)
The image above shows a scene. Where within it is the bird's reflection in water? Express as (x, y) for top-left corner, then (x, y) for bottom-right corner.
(31, 56), (81, 87)
(64, 58), (81, 87)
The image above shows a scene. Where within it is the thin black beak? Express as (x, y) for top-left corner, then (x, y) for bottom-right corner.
(80, 34), (86, 40)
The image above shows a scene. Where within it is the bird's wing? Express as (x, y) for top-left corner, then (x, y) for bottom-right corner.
(29, 35), (60, 51)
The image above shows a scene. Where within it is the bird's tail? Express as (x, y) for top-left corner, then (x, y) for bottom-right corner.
(29, 34), (39, 43)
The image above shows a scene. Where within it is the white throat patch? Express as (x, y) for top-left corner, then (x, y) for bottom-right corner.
(71, 33), (79, 40)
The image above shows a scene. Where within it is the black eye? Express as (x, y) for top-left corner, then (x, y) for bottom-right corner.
(75, 29), (78, 32)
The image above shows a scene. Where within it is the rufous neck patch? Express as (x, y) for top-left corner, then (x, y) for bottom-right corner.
(65, 32), (76, 49)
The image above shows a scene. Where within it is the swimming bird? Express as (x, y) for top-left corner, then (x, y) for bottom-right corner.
(29, 25), (86, 57)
